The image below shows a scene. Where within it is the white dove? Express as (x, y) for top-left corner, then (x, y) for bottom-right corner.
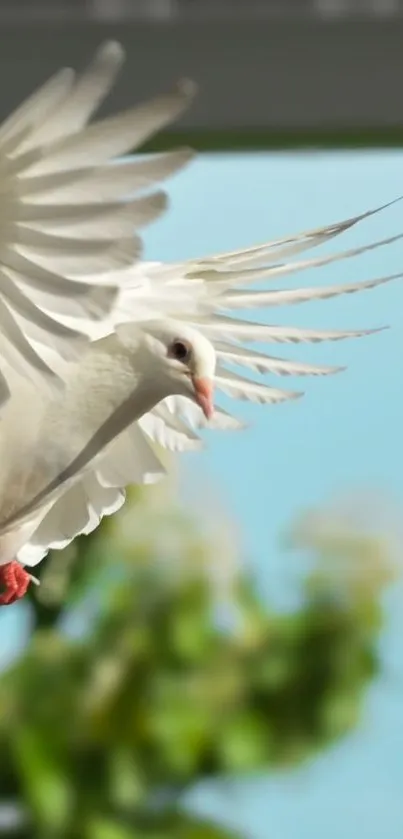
(0, 185), (400, 605)
(0, 40), (195, 403)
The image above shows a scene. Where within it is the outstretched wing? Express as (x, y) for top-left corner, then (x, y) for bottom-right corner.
(0, 41), (195, 402)
(18, 426), (166, 567)
(110, 193), (402, 431)
(18, 196), (402, 566)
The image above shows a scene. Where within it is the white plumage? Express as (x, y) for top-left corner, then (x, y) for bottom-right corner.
(8, 194), (401, 574)
(0, 41), (399, 602)
(0, 40), (195, 402)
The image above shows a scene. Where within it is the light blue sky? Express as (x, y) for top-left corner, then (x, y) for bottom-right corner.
(2, 150), (403, 837)
(147, 150), (403, 839)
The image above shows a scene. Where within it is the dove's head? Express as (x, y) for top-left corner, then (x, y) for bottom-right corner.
(124, 319), (216, 420)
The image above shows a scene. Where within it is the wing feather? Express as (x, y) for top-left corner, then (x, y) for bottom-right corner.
(17, 424), (166, 566)
(106, 195), (400, 456)
(0, 42), (195, 404)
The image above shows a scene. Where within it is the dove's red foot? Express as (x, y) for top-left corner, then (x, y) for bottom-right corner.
(0, 561), (31, 606)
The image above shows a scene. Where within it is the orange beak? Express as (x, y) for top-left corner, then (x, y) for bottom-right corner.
(192, 376), (214, 420)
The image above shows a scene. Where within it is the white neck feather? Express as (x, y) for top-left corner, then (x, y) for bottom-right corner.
(44, 332), (171, 457)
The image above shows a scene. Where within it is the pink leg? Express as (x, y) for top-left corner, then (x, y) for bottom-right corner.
(0, 561), (31, 606)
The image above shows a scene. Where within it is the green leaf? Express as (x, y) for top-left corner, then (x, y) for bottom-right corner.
(108, 750), (145, 810)
(169, 597), (213, 661)
(166, 812), (245, 839)
(218, 712), (270, 771)
(149, 697), (209, 776)
(321, 689), (361, 738)
(86, 817), (138, 839)
(12, 725), (73, 834)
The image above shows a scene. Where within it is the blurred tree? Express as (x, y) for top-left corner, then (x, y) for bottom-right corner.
(0, 481), (394, 839)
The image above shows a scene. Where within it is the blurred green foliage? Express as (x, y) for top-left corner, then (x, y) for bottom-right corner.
(0, 483), (393, 839)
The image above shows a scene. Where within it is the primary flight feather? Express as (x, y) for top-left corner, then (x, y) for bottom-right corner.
(0, 40), (195, 402)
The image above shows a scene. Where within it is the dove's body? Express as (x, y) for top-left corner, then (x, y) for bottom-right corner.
(0, 337), (144, 526)
(0, 321), (216, 565)
(0, 333), (163, 542)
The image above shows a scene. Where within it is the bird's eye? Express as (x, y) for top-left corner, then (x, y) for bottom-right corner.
(169, 339), (191, 363)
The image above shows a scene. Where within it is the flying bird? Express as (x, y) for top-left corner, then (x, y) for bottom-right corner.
(0, 40), (195, 402)
(0, 44), (400, 605)
(0, 193), (400, 604)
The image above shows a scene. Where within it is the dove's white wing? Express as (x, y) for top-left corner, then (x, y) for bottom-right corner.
(0, 40), (195, 402)
(18, 195), (402, 567)
(100, 192), (403, 432)
(18, 425), (166, 567)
